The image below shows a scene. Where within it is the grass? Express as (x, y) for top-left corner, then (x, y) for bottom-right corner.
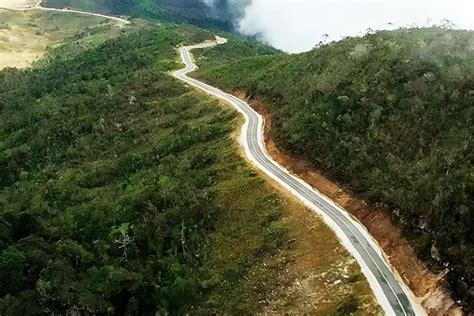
(0, 9), (125, 69)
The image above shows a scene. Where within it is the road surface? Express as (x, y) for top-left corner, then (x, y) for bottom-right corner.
(35, 5), (130, 26)
(174, 38), (424, 316)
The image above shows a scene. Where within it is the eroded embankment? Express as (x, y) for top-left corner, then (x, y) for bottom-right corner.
(231, 90), (464, 316)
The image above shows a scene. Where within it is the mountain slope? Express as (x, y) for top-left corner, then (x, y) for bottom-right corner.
(0, 25), (280, 314)
(41, 0), (249, 30)
(195, 27), (474, 311)
(0, 22), (380, 314)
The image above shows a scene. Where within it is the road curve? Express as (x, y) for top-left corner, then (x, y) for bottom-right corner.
(174, 38), (424, 316)
(34, 6), (130, 25)
(7, 0), (130, 26)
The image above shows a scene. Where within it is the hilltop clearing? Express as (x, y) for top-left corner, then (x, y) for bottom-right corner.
(0, 0), (37, 10)
(0, 8), (124, 69)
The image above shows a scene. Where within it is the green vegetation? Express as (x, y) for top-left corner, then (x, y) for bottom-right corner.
(195, 32), (280, 69)
(333, 296), (359, 315)
(0, 25), (294, 314)
(42, 0), (137, 16)
(42, 0), (249, 31)
(195, 27), (474, 309)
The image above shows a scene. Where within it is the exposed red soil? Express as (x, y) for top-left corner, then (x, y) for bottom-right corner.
(232, 90), (465, 316)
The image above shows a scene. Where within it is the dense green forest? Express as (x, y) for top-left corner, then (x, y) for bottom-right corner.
(0, 24), (297, 314)
(42, 0), (249, 31)
(195, 27), (474, 310)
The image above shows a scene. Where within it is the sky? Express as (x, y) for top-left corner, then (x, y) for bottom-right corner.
(235, 0), (474, 53)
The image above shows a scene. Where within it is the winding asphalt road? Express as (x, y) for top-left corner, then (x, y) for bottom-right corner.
(174, 39), (423, 316)
(0, 1), (423, 312)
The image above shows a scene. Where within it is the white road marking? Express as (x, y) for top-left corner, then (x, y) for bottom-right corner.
(173, 37), (426, 316)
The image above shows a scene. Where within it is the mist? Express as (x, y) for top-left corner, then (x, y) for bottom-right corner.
(215, 0), (474, 53)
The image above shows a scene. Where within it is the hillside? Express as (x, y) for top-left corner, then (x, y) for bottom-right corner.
(0, 20), (381, 314)
(0, 9), (122, 70)
(195, 27), (474, 310)
(41, 0), (249, 31)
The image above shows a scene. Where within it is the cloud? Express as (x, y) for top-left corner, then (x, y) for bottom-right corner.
(201, 0), (251, 26)
(237, 0), (474, 53)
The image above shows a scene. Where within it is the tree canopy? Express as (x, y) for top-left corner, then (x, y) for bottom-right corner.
(0, 25), (289, 314)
